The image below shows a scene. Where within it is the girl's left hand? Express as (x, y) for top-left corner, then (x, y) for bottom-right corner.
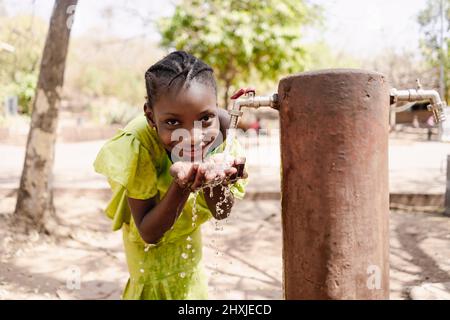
(226, 157), (248, 185)
(170, 155), (248, 192)
(191, 154), (247, 190)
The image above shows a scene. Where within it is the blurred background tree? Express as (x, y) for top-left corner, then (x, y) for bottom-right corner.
(304, 41), (361, 70)
(158, 0), (322, 107)
(65, 36), (161, 108)
(0, 15), (47, 114)
(368, 49), (438, 89)
(417, 0), (449, 101)
(14, 0), (78, 233)
(1, 0), (443, 125)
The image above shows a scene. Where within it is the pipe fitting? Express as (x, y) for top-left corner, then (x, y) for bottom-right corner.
(390, 87), (447, 123)
(227, 87), (279, 129)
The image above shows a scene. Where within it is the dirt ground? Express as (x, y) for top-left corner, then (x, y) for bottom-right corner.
(0, 189), (449, 300)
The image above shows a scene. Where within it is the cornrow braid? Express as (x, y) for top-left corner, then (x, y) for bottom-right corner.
(144, 51), (217, 108)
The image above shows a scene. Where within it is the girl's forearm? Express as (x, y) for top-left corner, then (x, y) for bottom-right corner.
(204, 184), (235, 219)
(138, 182), (190, 244)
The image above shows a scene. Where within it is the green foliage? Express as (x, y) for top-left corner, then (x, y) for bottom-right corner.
(0, 15), (47, 115)
(158, 0), (322, 106)
(303, 41), (362, 70)
(65, 36), (162, 108)
(417, 0), (449, 100)
(6, 72), (38, 114)
(89, 98), (141, 125)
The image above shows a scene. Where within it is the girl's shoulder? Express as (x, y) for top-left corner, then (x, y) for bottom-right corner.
(94, 115), (167, 181)
(122, 115), (161, 150)
(111, 115), (165, 163)
(93, 115), (166, 206)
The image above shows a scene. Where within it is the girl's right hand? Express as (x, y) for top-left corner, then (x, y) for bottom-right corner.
(169, 158), (239, 192)
(170, 161), (222, 192)
(169, 162), (199, 190)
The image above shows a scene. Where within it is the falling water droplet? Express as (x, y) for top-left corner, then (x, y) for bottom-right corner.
(179, 272), (186, 278)
(181, 253), (189, 259)
(140, 269), (145, 273)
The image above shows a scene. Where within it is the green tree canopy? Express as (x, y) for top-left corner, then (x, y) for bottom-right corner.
(158, 0), (321, 107)
(0, 15), (47, 114)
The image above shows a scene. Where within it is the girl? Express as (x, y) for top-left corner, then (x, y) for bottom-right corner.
(93, 51), (247, 300)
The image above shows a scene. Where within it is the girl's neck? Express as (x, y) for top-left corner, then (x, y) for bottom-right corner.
(165, 149), (173, 164)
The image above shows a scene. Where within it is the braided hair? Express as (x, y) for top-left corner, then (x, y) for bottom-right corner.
(144, 51), (217, 109)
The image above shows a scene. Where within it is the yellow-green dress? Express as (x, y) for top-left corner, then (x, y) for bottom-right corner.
(93, 115), (246, 300)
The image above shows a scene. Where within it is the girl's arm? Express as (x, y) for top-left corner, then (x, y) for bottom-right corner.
(207, 107), (232, 218)
(207, 108), (247, 219)
(203, 183), (235, 220)
(127, 182), (190, 245)
(128, 160), (245, 243)
(127, 164), (201, 244)
(203, 159), (248, 220)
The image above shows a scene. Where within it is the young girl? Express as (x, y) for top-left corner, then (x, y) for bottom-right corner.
(93, 51), (247, 300)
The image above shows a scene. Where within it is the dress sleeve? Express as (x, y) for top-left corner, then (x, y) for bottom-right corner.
(94, 130), (159, 199)
(93, 130), (159, 230)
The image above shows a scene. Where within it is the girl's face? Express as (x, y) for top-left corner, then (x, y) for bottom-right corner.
(146, 82), (221, 162)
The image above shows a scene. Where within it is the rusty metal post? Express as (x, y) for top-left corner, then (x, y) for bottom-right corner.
(278, 69), (390, 299)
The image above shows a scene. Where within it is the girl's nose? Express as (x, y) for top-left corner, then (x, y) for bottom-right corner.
(190, 126), (205, 147)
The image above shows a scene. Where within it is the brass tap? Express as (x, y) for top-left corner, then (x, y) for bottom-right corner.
(228, 87), (279, 129)
(390, 79), (447, 123)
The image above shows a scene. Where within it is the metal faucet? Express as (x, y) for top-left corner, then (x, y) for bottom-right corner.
(390, 79), (447, 123)
(229, 80), (447, 126)
(228, 87), (279, 129)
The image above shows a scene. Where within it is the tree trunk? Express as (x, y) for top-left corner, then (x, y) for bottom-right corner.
(14, 0), (78, 234)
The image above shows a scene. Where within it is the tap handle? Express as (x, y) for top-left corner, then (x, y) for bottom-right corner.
(230, 87), (256, 99)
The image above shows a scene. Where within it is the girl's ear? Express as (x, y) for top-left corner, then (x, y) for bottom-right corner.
(144, 102), (157, 129)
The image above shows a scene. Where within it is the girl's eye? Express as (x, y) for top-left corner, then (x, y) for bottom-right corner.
(200, 114), (215, 123)
(166, 119), (180, 126)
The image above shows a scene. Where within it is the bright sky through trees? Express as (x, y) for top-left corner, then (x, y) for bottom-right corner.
(3, 0), (429, 58)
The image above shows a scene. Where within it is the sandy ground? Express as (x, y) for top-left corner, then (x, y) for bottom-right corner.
(0, 189), (449, 300)
(1, 124), (449, 299)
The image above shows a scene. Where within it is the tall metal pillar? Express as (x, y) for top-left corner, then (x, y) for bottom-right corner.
(278, 69), (390, 299)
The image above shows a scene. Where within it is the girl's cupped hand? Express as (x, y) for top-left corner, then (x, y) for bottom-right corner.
(169, 154), (247, 192)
